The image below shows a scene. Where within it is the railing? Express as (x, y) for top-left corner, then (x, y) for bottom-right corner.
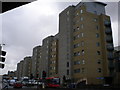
(106, 44), (114, 51)
(104, 21), (111, 27)
(106, 35), (113, 42)
(105, 28), (112, 34)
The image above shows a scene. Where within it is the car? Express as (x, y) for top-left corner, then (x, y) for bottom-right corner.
(9, 79), (16, 86)
(13, 81), (23, 88)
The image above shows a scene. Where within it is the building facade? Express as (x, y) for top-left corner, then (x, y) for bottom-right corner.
(31, 46), (41, 78)
(58, 1), (114, 84)
(22, 56), (32, 77)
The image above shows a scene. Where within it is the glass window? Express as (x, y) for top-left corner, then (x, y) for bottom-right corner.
(74, 69), (80, 73)
(67, 11), (69, 15)
(82, 50), (85, 55)
(81, 24), (84, 29)
(80, 9), (83, 13)
(81, 32), (84, 37)
(96, 42), (100, 47)
(82, 68), (85, 73)
(67, 62), (69, 67)
(77, 27), (79, 30)
(80, 17), (83, 21)
(96, 26), (99, 30)
(94, 18), (97, 22)
(76, 12), (79, 16)
(97, 60), (101, 64)
(96, 33), (99, 38)
(81, 41), (84, 46)
(67, 69), (69, 75)
(98, 68), (102, 73)
(82, 60), (85, 64)
(97, 51), (101, 55)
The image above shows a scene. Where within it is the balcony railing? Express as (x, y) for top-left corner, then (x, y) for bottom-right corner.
(104, 21), (111, 27)
(105, 28), (112, 34)
(107, 52), (114, 60)
(106, 35), (113, 42)
(108, 61), (114, 69)
(106, 44), (114, 51)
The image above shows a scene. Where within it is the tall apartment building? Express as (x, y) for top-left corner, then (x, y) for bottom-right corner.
(58, 1), (114, 84)
(22, 56), (32, 77)
(49, 34), (59, 77)
(41, 36), (54, 77)
(31, 46), (42, 78)
(16, 62), (22, 80)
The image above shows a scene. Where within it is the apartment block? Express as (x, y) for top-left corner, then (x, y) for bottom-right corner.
(22, 56), (32, 77)
(41, 36), (54, 77)
(58, 1), (114, 84)
(49, 34), (59, 77)
(31, 46), (42, 78)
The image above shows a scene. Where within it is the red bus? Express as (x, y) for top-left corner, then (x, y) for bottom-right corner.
(45, 77), (60, 88)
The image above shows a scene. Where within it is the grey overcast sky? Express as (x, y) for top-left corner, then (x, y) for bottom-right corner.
(0, 0), (119, 75)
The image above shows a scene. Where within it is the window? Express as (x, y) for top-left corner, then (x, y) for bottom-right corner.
(98, 68), (102, 73)
(96, 26), (99, 30)
(74, 69), (80, 73)
(94, 18), (97, 22)
(81, 24), (84, 29)
(74, 61), (80, 65)
(81, 32), (84, 37)
(67, 11), (69, 15)
(82, 60), (85, 64)
(80, 9), (83, 13)
(73, 29), (76, 32)
(67, 69), (69, 75)
(67, 62), (69, 67)
(96, 42), (100, 47)
(82, 68), (85, 73)
(73, 43), (80, 48)
(80, 17), (83, 21)
(81, 41), (84, 46)
(97, 51), (101, 55)
(76, 12), (79, 16)
(77, 27), (79, 30)
(96, 33), (99, 38)
(74, 52), (80, 56)
(82, 50), (85, 55)
(97, 60), (101, 64)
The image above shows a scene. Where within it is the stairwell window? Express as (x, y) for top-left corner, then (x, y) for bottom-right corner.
(81, 24), (84, 29)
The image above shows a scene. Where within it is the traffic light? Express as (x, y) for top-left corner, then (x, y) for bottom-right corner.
(42, 71), (46, 79)
(0, 46), (6, 69)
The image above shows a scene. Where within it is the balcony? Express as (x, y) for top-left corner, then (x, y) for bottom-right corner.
(104, 21), (111, 27)
(106, 35), (113, 42)
(106, 44), (114, 51)
(108, 61), (114, 69)
(107, 52), (114, 60)
(105, 28), (112, 34)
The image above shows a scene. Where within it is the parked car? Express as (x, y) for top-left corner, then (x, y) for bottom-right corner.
(9, 79), (16, 86)
(13, 81), (23, 88)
